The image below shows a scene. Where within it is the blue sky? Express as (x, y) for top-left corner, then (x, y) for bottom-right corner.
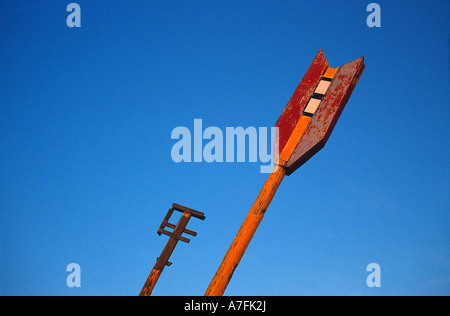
(0, 1), (448, 296)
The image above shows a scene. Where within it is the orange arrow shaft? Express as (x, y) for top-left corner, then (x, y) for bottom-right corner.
(205, 165), (286, 296)
(277, 115), (312, 166)
(205, 98), (319, 296)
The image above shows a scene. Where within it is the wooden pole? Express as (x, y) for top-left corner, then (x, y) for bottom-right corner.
(205, 165), (286, 296)
(139, 211), (192, 296)
(205, 102), (314, 296)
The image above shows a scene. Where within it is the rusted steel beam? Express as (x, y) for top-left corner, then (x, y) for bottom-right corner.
(172, 203), (206, 220)
(139, 204), (205, 296)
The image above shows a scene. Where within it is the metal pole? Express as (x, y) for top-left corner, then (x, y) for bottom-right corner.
(139, 211), (192, 296)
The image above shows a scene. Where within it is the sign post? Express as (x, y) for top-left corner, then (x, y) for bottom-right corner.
(139, 203), (205, 296)
(205, 50), (365, 296)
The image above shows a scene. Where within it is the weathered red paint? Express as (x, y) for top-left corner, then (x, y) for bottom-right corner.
(275, 50), (365, 175)
(284, 56), (365, 175)
(274, 50), (329, 158)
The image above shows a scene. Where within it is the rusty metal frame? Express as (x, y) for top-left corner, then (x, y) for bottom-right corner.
(139, 203), (206, 296)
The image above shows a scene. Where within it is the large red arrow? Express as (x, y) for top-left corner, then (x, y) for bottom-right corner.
(275, 49), (365, 174)
(205, 50), (365, 296)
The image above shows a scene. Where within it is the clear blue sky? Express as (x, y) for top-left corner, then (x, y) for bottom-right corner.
(0, 1), (448, 296)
